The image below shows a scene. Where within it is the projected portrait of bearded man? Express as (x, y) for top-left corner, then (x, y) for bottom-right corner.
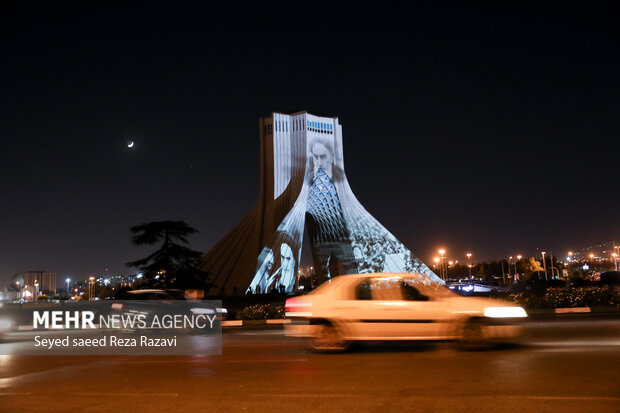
(306, 136), (344, 184)
(267, 243), (295, 291)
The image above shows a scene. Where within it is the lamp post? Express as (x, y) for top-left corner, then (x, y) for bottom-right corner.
(466, 253), (472, 281)
(515, 255), (522, 283)
(34, 280), (39, 299)
(613, 253), (618, 271)
(508, 256), (513, 282)
(439, 249), (446, 281)
(541, 252), (547, 281)
(89, 276), (95, 301)
(565, 251), (573, 288)
(66, 278), (71, 295)
(16, 281), (21, 301)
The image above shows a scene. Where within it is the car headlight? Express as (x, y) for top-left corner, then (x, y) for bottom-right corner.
(484, 306), (527, 318)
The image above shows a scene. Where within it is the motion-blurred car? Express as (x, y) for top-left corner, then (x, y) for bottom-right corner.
(110, 289), (227, 329)
(0, 304), (16, 339)
(285, 273), (527, 351)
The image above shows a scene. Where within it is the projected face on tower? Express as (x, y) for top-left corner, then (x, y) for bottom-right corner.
(278, 243), (295, 288)
(247, 243), (296, 293)
(311, 141), (333, 178)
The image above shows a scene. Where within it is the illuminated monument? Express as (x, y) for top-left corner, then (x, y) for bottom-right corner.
(200, 112), (442, 294)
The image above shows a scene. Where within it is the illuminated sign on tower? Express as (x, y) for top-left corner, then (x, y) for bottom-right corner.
(200, 112), (442, 294)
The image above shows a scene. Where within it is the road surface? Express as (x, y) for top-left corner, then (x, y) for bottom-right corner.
(1, 314), (618, 412)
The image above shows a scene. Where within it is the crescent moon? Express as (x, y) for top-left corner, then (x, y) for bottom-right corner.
(128, 141), (134, 148)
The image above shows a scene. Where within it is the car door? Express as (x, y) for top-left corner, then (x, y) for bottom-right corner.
(342, 277), (410, 339)
(397, 280), (451, 339)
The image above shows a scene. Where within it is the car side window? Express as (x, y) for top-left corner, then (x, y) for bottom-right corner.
(401, 282), (429, 301)
(356, 279), (372, 300)
(371, 278), (403, 301)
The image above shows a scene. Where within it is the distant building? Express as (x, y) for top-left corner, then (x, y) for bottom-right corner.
(18, 271), (57, 295)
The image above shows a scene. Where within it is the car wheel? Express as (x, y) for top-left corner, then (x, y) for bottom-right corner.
(456, 318), (492, 351)
(311, 323), (349, 352)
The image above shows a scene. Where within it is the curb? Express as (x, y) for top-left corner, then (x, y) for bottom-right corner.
(526, 306), (620, 316)
(222, 319), (291, 328)
(554, 307), (590, 314)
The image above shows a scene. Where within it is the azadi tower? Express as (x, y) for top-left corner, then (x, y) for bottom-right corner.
(200, 112), (442, 295)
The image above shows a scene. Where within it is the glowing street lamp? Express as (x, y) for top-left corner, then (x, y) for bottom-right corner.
(89, 276), (96, 301)
(613, 253), (619, 271)
(466, 253), (472, 280)
(541, 252), (547, 280)
(433, 257), (440, 270)
(66, 278), (71, 294)
(514, 254), (522, 281)
(34, 280), (39, 298)
(438, 249), (446, 281)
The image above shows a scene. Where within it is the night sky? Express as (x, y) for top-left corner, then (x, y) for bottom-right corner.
(1, 2), (619, 286)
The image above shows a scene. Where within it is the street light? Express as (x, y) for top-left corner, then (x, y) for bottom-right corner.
(466, 253), (472, 280)
(613, 253), (619, 271)
(66, 278), (71, 295)
(89, 276), (96, 301)
(439, 249), (446, 281)
(34, 280), (39, 299)
(514, 255), (522, 282)
(541, 252), (547, 280)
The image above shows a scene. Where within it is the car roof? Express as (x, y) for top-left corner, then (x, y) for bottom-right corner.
(312, 273), (433, 291)
(333, 273), (428, 279)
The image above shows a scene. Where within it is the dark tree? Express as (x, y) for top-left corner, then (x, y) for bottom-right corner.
(126, 221), (208, 289)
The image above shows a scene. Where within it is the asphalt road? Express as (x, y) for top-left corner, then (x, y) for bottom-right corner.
(1, 314), (619, 413)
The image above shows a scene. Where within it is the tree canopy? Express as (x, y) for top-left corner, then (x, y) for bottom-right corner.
(126, 220), (208, 289)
